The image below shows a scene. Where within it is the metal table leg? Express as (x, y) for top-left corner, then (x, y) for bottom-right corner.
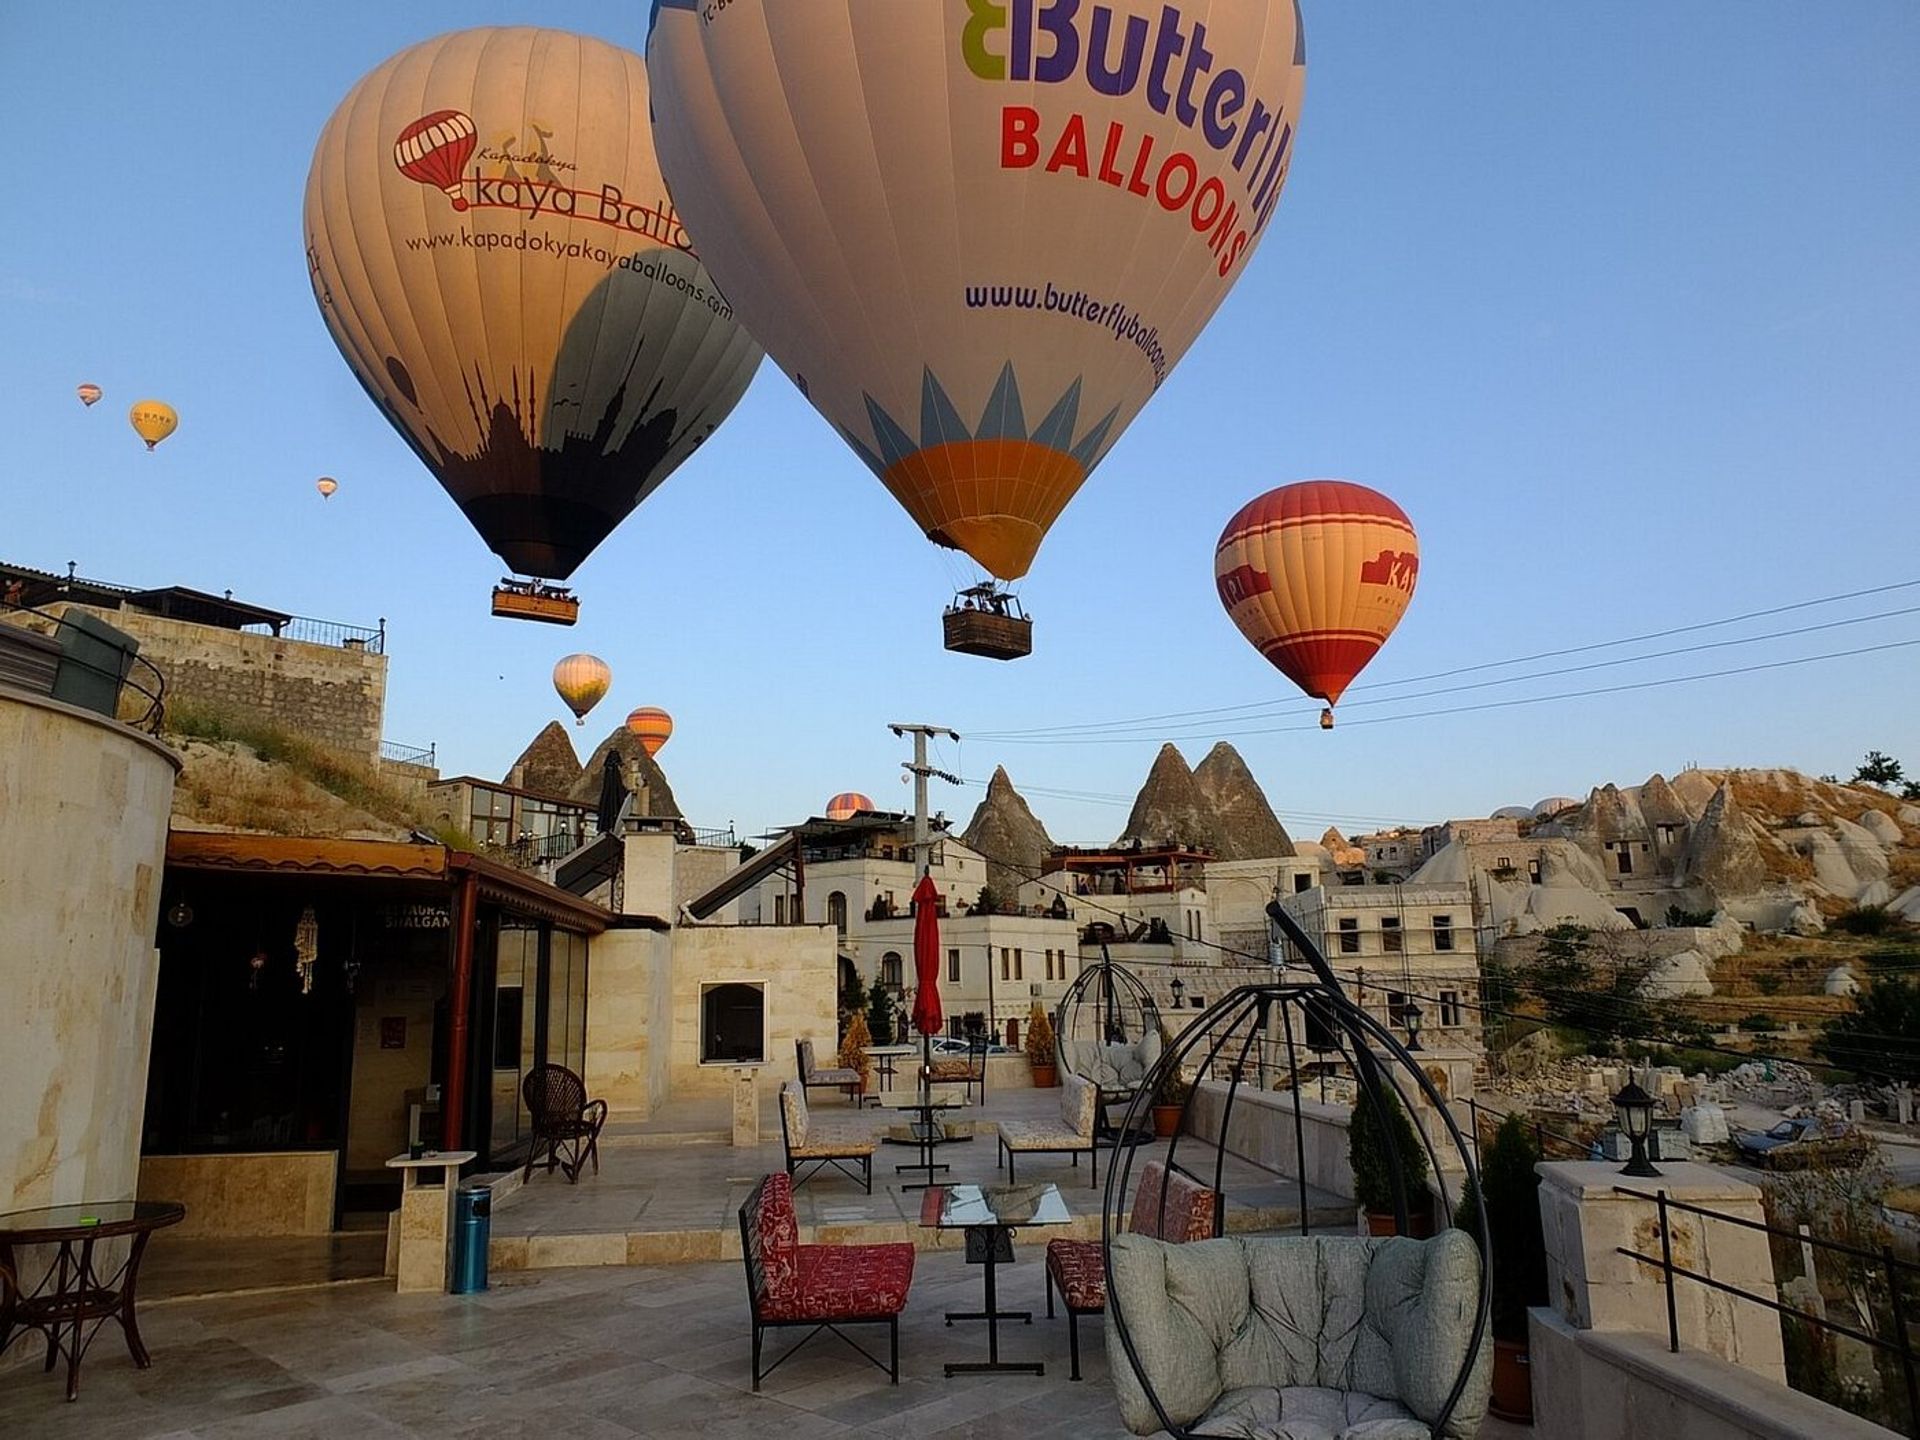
(945, 1225), (1042, 1376)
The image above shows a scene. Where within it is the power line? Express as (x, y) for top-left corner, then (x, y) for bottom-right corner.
(967, 577), (1920, 740)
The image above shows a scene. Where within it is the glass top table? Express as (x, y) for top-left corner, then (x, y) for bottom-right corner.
(876, 1089), (969, 1187)
(918, 1185), (1071, 1377)
(872, 1089), (967, 1110)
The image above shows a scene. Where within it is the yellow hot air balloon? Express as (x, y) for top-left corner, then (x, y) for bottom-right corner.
(553, 653), (612, 726)
(76, 383), (102, 407)
(625, 706), (672, 756)
(316, 477), (339, 499)
(303, 28), (763, 623)
(649, 2), (1306, 653)
(129, 401), (178, 451)
(1214, 481), (1420, 728)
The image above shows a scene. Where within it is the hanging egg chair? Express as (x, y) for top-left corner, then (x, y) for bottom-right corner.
(1099, 901), (1492, 1439)
(1053, 947), (1166, 1144)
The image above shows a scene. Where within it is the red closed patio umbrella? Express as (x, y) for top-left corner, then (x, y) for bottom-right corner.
(910, 873), (943, 1039)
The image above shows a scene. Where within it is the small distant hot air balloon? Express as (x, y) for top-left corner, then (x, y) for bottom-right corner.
(1215, 481), (1420, 729)
(76, 383), (102, 407)
(625, 706), (672, 756)
(129, 401), (178, 451)
(316, 477), (339, 500)
(825, 792), (873, 822)
(553, 654), (612, 726)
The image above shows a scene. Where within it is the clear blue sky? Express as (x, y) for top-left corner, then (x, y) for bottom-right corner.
(4, 4), (1916, 844)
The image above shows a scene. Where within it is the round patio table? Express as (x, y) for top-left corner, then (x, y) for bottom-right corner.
(0, 1200), (185, 1401)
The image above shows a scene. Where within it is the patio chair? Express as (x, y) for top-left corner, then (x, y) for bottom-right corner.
(795, 1037), (862, 1104)
(520, 1063), (608, 1184)
(1045, 1160), (1217, 1381)
(927, 1034), (988, 1102)
(739, 1172), (915, 1390)
(997, 1072), (1099, 1187)
(1104, 1229), (1491, 1438)
(778, 1081), (876, 1193)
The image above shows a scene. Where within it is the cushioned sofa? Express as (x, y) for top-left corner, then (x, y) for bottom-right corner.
(1103, 1230), (1490, 1440)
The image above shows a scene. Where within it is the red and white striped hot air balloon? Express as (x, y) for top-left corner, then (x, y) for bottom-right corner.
(625, 706), (672, 756)
(825, 792), (873, 822)
(392, 110), (477, 210)
(1215, 481), (1420, 729)
(76, 383), (102, 407)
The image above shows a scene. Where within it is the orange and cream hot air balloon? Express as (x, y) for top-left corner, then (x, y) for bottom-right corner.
(129, 401), (178, 451)
(825, 792), (873, 822)
(625, 706), (672, 756)
(316, 477), (339, 500)
(76, 383), (102, 407)
(1215, 481), (1420, 728)
(552, 653), (612, 725)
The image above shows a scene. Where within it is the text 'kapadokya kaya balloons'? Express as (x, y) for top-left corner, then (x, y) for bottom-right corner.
(649, 2), (1306, 587)
(625, 706), (672, 756)
(304, 27), (763, 592)
(553, 653), (612, 725)
(1215, 481), (1419, 727)
(129, 401), (178, 451)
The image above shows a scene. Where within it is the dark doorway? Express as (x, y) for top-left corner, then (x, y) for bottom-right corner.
(702, 983), (765, 1064)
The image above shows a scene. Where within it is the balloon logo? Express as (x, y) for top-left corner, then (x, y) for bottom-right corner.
(553, 653), (612, 725)
(129, 401), (178, 451)
(77, 383), (102, 407)
(825, 792), (873, 822)
(393, 110), (477, 210)
(649, 3), (1307, 592)
(625, 706), (672, 756)
(1215, 481), (1420, 727)
(316, 477), (339, 499)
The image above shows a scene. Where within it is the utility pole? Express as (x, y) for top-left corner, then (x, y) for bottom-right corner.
(888, 723), (961, 878)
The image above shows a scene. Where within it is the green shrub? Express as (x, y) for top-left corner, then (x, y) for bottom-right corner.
(1454, 1116), (1548, 1341)
(1836, 905), (1902, 937)
(1740, 1012), (1783, 1033)
(1666, 904), (1718, 929)
(1350, 1083), (1431, 1215)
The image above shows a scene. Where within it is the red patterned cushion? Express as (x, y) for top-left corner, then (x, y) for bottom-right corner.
(760, 1243), (916, 1321)
(1046, 1238), (1107, 1311)
(1128, 1160), (1216, 1243)
(749, 1173), (800, 1309)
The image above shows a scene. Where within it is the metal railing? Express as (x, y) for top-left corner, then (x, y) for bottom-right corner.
(379, 739), (436, 768)
(1463, 1096), (1599, 1169)
(1615, 1184), (1920, 1435)
(244, 615), (386, 653)
(0, 604), (167, 734)
(686, 824), (739, 849)
(490, 831), (586, 867)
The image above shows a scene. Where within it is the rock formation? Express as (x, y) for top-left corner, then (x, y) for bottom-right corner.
(1644, 949), (1714, 999)
(1677, 784), (1767, 897)
(1637, 773), (1691, 829)
(1117, 744), (1221, 853)
(568, 725), (682, 819)
(961, 767), (1055, 901)
(1193, 742), (1295, 860)
(508, 721), (584, 798)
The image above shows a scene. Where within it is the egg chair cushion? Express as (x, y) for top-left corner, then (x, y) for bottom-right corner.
(1104, 1230), (1489, 1440)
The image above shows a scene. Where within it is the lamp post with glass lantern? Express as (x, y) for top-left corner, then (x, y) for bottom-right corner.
(1612, 1078), (1661, 1178)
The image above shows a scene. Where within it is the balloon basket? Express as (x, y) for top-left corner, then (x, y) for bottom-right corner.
(492, 580), (579, 626)
(942, 585), (1032, 661)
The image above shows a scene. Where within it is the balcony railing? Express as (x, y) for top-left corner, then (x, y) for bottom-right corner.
(243, 614), (386, 653)
(686, 824), (739, 849)
(380, 739), (435, 768)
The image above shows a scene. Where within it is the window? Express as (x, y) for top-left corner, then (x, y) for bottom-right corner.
(472, 786), (514, 846)
(773, 894), (786, 926)
(827, 891), (848, 936)
(1387, 990), (1413, 1026)
(1014, 948), (1023, 981)
(1294, 872), (1314, 893)
(1527, 858), (1542, 885)
(1337, 916), (1360, 954)
(1381, 916), (1402, 953)
(701, 982), (765, 1064)
(1439, 990), (1462, 1028)
(1001, 947), (1012, 981)
(1433, 915), (1454, 952)
(948, 948), (961, 983)
(880, 952), (903, 989)
(1615, 846), (1633, 877)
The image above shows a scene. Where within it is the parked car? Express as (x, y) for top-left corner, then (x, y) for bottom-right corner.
(1734, 1116), (1873, 1170)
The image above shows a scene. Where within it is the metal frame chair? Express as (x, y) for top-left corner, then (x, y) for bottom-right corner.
(520, 1063), (608, 1184)
(777, 1082), (875, 1193)
(926, 1033), (988, 1102)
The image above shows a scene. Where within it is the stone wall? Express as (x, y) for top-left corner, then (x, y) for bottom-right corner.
(64, 605), (388, 762)
(137, 1153), (335, 1238)
(584, 928), (674, 1114)
(669, 924), (837, 1100)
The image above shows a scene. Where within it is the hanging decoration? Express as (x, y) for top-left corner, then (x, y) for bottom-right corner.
(294, 906), (319, 995)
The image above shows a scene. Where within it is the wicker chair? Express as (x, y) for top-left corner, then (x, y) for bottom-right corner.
(520, 1063), (608, 1184)
(926, 1034), (988, 1102)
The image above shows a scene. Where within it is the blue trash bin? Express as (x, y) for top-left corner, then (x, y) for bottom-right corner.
(451, 1184), (490, 1294)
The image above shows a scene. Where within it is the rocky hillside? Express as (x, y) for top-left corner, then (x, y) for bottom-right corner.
(1194, 742), (1296, 860)
(510, 721), (583, 797)
(167, 736), (423, 840)
(961, 766), (1054, 899)
(569, 725), (683, 819)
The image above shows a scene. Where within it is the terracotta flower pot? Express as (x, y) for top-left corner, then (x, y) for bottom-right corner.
(1152, 1104), (1183, 1138)
(1030, 1063), (1058, 1088)
(1489, 1337), (1533, 1423)
(1361, 1203), (1435, 1238)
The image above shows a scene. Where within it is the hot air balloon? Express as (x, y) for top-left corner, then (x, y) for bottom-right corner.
(129, 401), (178, 451)
(1215, 481), (1420, 728)
(303, 28), (763, 626)
(76, 383), (102, 407)
(825, 792), (873, 822)
(316, 477), (339, 500)
(625, 706), (672, 756)
(553, 653), (612, 725)
(649, 3), (1307, 657)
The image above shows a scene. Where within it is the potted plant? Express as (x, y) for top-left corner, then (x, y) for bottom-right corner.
(1454, 1115), (1547, 1422)
(1025, 1003), (1059, 1087)
(1348, 1084), (1433, 1236)
(1151, 1032), (1191, 1137)
(838, 1010), (874, 1096)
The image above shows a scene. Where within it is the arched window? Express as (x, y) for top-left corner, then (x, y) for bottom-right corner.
(880, 951), (903, 990)
(701, 983), (765, 1064)
(827, 891), (848, 936)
